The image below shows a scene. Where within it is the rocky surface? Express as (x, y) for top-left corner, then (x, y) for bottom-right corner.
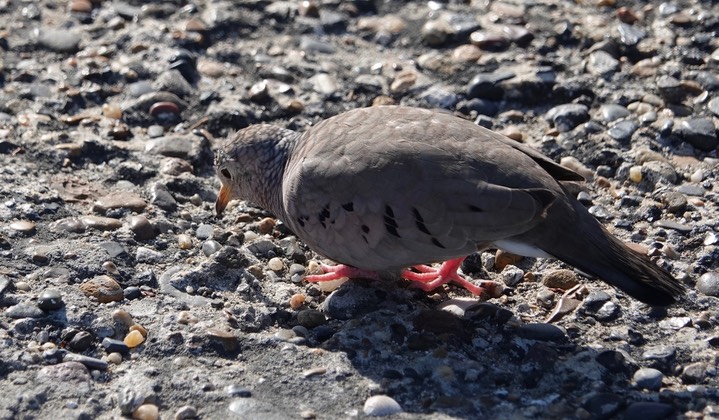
(1, 0), (718, 419)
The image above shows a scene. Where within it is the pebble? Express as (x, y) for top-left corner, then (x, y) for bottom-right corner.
(174, 405), (198, 420)
(545, 104), (589, 132)
(289, 293), (305, 310)
(79, 276), (124, 303)
(80, 216), (123, 231)
(633, 367), (663, 390)
(588, 50), (620, 76)
(177, 234), (193, 250)
(6, 303), (45, 319)
(363, 395), (402, 416)
(124, 330), (145, 348)
(225, 385), (252, 397)
(136, 247), (163, 263)
(541, 269), (579, 290)
(600, 104), (630, 122)
(195, 224), (214, 240)
(130, 215), (156, 241)
(682, 362), (707, 384)
(133, 404), (159, 420)
(93, 192), (147, 213)
(678, 118), (718, 151)
(501, 265), (524, 287)
(9, 220), (36, 234)
(63, 353), (109, 371)
(516, 323), (566, 341)
(695, 272), (719, 297)
(201, 240), (222, 256)
(102, 338), (130, 354)
(68, 331), (93, 351)
(608, 120), (638, 143)
(37, 289), (64, 311)
(35, 28), (81, 52)
(267, 257), (284, 272)
(297, 309), (327, 328)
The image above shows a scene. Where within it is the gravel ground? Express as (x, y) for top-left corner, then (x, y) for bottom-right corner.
(1, 0), (719, 419)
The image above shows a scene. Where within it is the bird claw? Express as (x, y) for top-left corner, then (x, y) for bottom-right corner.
(402, 258), (503, 299)
(304, 264), (381, 282)
(305, 259), (503, 299)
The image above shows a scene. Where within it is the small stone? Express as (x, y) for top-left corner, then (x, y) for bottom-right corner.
(136, 247), (163, 263)
(81, 216), (123, 231)
(628, 166), (642, 183)
(363, 395), (402, 416)
(225, 385), (252, 398)
(178, 234), (193, 249)
(124, 330), (145, 348)
(542, 269), (579, 290)
(297, 309), (327, 328)
(633, 367), (663, 390)
(289, 293), (305, 310)
(174, 405), (198, 420)
(107, 352), (123, 365)
(130, 215), (156, 241)
(302, 367), (327, 378)
(696, 272), (719, 297)
(112, 308), (135, 328)
(102, 338), (130, 354)
(6, 303), (45, 319)
(68, 331), (94, 351)
(93, 192), (147, 213)
(501, 265), (524, 287)
(600, 104), (630, 122)
(133, 404), (159, 420)
(516, 323), (566, 341)
(545, 104), (589, 132)
(37, 289), (64, 311)
(9, 220), (36, 233)
(79, 276), (124, 303)
(268, 257), (284, 272)
(678, 119), (718, 151)
(195, 224), (214, 240)
(202, 240), (222, 256)
(257, 217), (276, 234)
(682, 362), (707, 384)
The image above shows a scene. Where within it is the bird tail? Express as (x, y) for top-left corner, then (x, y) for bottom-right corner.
(542, 199), (684, 306)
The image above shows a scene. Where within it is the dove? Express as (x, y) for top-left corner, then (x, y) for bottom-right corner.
(214, 106), (683, 306)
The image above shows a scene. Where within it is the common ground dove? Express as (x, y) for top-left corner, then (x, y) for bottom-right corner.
(215, 106), (683, 306)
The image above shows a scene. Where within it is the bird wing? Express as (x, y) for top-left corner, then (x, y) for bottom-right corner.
(280, 107), (567, 271)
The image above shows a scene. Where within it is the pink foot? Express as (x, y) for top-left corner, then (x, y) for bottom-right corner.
(304, 264), (381, 282)
(401, 257), (503, 298)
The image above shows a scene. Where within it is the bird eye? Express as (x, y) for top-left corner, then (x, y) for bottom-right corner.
(221, 168), (232, 179)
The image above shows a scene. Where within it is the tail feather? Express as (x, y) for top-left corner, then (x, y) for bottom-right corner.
(543, 200), (684, 306)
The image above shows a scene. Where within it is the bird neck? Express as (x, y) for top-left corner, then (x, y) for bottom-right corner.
(256, 128), (300, 217)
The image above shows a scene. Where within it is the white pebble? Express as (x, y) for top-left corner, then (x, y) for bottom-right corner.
(268, 257), (285, 272)
(363, 395), (402, 417)
(177, 234), (193, 250)
(690, 169), (704, 183)
(314, 277), (348, 292)
(628, 166), (643, 183)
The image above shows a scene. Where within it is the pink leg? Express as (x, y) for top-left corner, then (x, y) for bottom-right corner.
(401, 257), (503, 298)
(305, 264), (381, 282)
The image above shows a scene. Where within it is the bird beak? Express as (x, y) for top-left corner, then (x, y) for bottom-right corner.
(215, 184), (231, 216)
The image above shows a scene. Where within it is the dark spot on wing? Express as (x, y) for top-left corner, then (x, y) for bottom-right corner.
(468, 204), (483, 212)
(431, 237), (445, 249)
(297, 218), (305, 227)
(362, 235), (368, 244)
(384, 205), (400, 238)
(342, 202), (354, 212)
(361, 225), (370, 233)
(412, 207), (431, 235)
(318, 204), (330, 222)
